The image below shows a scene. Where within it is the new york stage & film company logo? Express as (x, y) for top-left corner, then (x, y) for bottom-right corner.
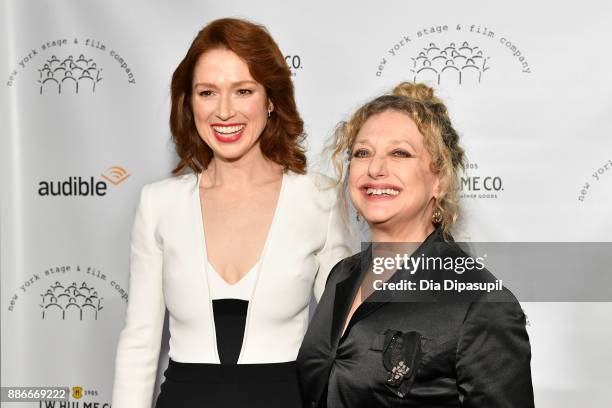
(6, 264), (129, 317)
(6, 38), (136, 91)
(375, 24), (532, 82)
(36, 54), (102, 94)
(38, 166), (130, 197)
(39, 281), (103, 320)
(459, 160), (504, 200)
(577, 158), (611, 203)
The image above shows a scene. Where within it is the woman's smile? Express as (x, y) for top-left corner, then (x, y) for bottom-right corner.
(210, 123), (247, 143)
(360, 183), (402, 201)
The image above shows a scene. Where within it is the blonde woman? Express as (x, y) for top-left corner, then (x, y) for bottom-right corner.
(297, 82), (534, 407)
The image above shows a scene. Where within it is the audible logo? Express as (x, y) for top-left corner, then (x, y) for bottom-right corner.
(39, 176), (107, 196)
(101, 166), (130, 185)
(38, 166), (130, 197)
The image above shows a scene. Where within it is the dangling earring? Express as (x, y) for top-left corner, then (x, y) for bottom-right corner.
(355, 211), (361, 222)
(432, 207), (442, 224)
(267, 109), (272, 118)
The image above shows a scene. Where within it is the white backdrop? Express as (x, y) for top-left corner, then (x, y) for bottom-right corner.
(1, 0), (611, 406)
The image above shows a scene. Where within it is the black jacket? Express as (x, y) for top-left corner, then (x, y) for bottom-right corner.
(297, 228), (534, 407)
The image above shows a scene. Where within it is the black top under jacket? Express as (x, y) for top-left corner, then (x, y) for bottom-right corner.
(297, 227), (534, 408)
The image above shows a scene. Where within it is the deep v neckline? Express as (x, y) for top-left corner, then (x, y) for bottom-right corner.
(195, 170), (287, 286)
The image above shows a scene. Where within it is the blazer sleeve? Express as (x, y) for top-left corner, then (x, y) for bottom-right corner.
(111, 184), (166, 408)
(313, 191), (353, 302)
(456, 297), (535, 408)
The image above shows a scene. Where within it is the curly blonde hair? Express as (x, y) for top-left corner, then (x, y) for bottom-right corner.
(329, 82), (464, 238)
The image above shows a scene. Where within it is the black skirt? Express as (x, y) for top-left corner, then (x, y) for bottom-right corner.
(154, 358), (302, 408)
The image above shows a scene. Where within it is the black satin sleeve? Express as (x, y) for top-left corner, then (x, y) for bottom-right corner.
(456, 295), (535, 408)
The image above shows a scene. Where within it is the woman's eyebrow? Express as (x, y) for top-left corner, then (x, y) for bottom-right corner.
(353, 139), (373, 146)
(193, 80), (258, 88)
(192, 81), (216, 88)
(388, 139), (412, 145)
(232, 80), (258, 87)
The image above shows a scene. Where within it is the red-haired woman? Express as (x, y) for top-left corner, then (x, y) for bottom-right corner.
(111, 18), (352, 408)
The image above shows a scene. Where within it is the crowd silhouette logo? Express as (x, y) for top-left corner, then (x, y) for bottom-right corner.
(410, 41), (490, 85)
(39, 281), (103, 320)
(37, 54), (102, 94)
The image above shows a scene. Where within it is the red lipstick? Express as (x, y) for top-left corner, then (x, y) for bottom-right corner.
(210, 123), (246, 143)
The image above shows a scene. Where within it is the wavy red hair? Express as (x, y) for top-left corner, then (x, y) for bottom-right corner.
(170, 18), (306, 175)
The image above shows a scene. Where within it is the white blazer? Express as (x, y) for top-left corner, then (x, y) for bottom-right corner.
(111, 170), (353, 408)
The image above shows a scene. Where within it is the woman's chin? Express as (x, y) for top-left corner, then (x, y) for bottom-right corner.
(362, 211), (395, 227)
(209, 141), (258, 162)
(212, 150), (246, 162)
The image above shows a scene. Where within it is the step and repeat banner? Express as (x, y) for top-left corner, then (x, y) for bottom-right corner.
(1, 0), (611, 407)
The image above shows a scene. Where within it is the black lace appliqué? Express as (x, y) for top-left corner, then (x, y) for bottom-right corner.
(381, 329), (423, 398)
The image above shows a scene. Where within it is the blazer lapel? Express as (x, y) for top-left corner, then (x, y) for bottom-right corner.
(329, 245), (370, 348)
(336, 228), (446, 338)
